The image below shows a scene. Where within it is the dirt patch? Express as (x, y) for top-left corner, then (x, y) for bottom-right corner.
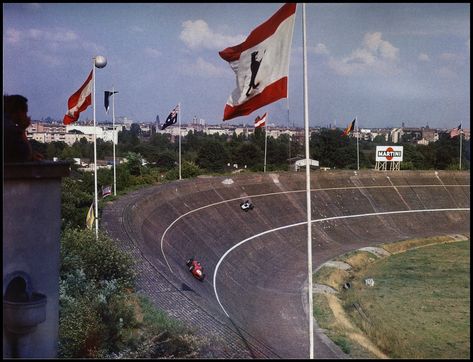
(326, 294), (388, 359)
(381, 235), (465, 254)
(314, 266), (350, 291)
(343, 251), (379, 271)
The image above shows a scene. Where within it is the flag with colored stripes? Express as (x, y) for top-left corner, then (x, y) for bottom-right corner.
(254, 113), (267, 128)
(219, 3), (296, 121)
(342, 118), (356, 136)
(450, 124), (462, 138)
(64, 70), (93, 125)
(102, 185), (112, 198)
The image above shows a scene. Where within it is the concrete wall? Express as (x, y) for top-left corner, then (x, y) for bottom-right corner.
(3, 161), (69, 358)
(113, 170), (469, 358)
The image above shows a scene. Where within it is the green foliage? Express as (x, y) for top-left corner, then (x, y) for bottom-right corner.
(113, 295), (203, 358)
(125, 152), (144, 176)
(232, 142), (262, 168)
(59, 228), (204, 358)
(165, 161), (202, 181)
(59, 228), (137, 357)
(154, 150), (177, 169)
(61, 177), (93, 231)
(196, 140), (229, 172)
(333, 336), (351, 354)
(61, 228), (135, 289)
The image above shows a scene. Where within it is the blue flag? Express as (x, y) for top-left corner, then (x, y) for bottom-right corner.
(161, 104), (179, 130)
(104, 90), (118, 113)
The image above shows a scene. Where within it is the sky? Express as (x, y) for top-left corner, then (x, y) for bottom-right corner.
(3, 3), (470, 129)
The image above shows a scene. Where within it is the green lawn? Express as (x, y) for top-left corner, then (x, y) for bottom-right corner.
(340, 240), (470, 359)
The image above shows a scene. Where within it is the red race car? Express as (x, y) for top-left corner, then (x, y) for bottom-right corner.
(186, 258), (205, 281)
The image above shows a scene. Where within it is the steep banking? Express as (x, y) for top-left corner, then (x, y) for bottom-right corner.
(105, 170), (469, 358)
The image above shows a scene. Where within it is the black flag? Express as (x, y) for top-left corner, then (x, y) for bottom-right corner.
(161, 104), (179, 130)
(104, 90), (118, 113)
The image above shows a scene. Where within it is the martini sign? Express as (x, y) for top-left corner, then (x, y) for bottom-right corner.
(376, 146), (403, 162)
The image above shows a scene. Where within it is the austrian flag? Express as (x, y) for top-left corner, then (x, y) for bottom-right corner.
(63, 70), (93, 125)
(219, 3), (296, 121)
(254, 113), (267, 128)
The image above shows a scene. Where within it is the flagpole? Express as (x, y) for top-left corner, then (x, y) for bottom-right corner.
(92, 58), (99, 240)
(112, 86), (117, 196)
(179, 102), (182, 180)
(264, 122), (268, 172)
(459, 127), (462, 170)
(356, 116), (359, 170)
(92, 55), (106, 240)
(302, 3), (314, 359)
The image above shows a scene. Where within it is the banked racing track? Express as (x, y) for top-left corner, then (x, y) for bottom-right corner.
(102, 170), (470, 358)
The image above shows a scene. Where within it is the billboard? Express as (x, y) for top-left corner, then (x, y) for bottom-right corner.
(376, 146), (403, 162)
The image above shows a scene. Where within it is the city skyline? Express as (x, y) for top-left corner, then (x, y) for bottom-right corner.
(4, 3), (470, 129)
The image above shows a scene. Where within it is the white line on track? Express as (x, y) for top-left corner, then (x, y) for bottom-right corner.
(212, 207), (470, 317)
(160, 184), (469, 272)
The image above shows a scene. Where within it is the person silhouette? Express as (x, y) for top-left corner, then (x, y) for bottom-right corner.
(4, 94), (43, 162)
(246, 50), (265, 97)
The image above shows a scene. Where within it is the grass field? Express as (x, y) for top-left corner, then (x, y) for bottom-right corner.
(314, 237), (470, 359)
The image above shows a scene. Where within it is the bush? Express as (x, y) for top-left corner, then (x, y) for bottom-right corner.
(59, 228), (204, 358)
(107, 295), (204, 358)
(165, 161), (202, 181)
(59, 228), (137, 357)
(61, 228), (135, 289)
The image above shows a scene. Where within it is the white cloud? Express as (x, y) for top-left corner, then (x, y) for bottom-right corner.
(328, 32), (400, 76)
(4, 27), (104, 66)
(362, 32), (399, 60)
(182, 57), (227, 77)
(418, 53), (430, 62)
(314, 43), (329, 55)
(6, 27), (79, 44)
(436, 66), (457, 79)
(144, 47), (162, 58)
(439, 52), (463, 62)
(5, 28), (22, 44)
(130, 25), (145, 33)
(179, 19), (245, 50)
(24, 3), (41, 10)
(291, 44), (329, 57)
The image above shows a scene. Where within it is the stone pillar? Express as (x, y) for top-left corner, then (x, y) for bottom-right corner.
(3, 161), (70, 358)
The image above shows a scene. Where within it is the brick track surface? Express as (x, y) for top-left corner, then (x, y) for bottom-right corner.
(102, 170), (470, 358)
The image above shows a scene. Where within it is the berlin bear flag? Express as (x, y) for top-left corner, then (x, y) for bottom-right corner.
(219, 3), (296, 121)
(63, 70), (93, 125)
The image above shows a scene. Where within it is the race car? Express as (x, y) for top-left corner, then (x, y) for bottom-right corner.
(186, 258), (205, 281)
(240, 200), (254, 212)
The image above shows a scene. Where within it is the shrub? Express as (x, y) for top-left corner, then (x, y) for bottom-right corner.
(61, 228), (135, 289)
(59, 228), (137, 357)
(59, 229), (204, 358)
(165, 161), (202, 180)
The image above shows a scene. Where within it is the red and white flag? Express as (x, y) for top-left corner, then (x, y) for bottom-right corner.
(254, 112), (267, 128)
(219, 3), (296, 121)
(450, 124), (462, 138)
(63, 70), (93, 125)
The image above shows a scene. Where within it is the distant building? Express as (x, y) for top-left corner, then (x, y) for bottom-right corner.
(390, 128), (403, 143)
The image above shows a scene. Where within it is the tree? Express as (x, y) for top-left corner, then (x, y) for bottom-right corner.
(154, 151), (177, 169)
(311, 129), (355, 168)
(124, 152), (144, 176)
(61, 177), (93, 230)
(196, 140), (229, 172)
(231, 142), (262, 168)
